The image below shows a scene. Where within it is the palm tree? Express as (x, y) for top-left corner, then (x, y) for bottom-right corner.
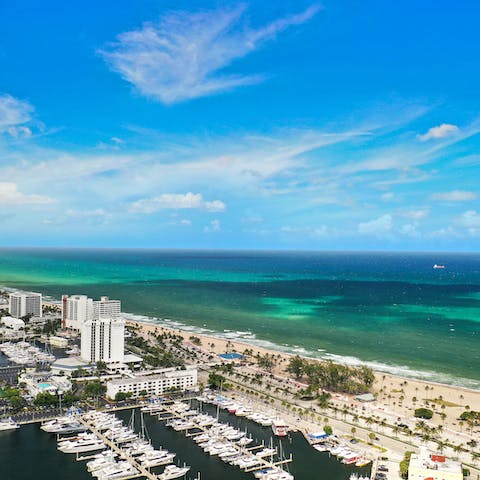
(392, 425), (400, 437)
(453, 444), (463, 456)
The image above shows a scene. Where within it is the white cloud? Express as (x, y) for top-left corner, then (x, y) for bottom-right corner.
(399, 223), (419, 237)
(358, 214), (393, 235)
(280, 225), (328, 237)
(418, 123), (459, 141)
(129, 192), (226, 213)
(66, 208), (107, 218)
(0, 182), (53, 205)
(381, 192), (395, 202)
(457, 210), (480, 231)
(204, 200), (227, 212)
(0, 94), (34, 138)
(402, 208), (429, 220)
(98, 5), (319, 104)
(204, 219), (221, 232)
(432, 190), (477, 202)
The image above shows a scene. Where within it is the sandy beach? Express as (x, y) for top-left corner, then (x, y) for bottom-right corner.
(127, 320), (480, 440)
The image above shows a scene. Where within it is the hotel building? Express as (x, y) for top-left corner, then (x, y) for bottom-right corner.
(80, 316), (125, 364)
(106, 367), (198, 399)
(63, 295), (121, 330)
(9, 292), (42, 318)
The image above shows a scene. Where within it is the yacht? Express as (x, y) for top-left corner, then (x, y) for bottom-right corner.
(0, 418), (20, 431)
(271, 419), (288, 437)
(256, 447), (277, 458)
(138, 450), (176, 467)
(159, 464), (191, 480)
(42, 418), (86, 434)
(94, 461), (138, 480)
(87, 452), (117, 472)
(58, 437), (105, 454)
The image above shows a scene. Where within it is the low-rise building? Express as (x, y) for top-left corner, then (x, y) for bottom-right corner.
(408, 447), (463, 480)
(106, 366), (198, 399)
(19, 371), (72, 397)
(1, 316), (25, 331)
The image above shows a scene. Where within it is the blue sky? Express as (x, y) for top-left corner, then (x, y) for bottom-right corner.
(1, 0), (480, 250)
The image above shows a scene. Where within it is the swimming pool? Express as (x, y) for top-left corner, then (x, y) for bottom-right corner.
(218, 353), (244, 360)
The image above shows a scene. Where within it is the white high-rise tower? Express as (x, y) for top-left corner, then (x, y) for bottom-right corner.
(9, 292), (42, 318)
(80, 316), (125, 364)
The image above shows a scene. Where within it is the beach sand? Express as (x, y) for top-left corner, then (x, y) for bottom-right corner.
(127, 320), (480, 438)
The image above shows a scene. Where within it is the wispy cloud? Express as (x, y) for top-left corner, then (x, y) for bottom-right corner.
(432, 190), (477, 202)
(98, 4), (320, 104)
(130, 192), (226, 213)
(358, 214), (393, 236)
(204, 219), (221, 233)
(417, 123), (459, 141)
(457, 210), (480, 235)
(0, 182), (53, 205)
(0, 94), (34, 138)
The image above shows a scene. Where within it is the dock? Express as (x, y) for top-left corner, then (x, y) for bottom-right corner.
(77, 415), (160, 480)
(151, 400), (293, 475)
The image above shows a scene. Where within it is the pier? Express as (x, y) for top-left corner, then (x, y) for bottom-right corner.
(151, 400), (293, 475)
(77, 415), (160, 480)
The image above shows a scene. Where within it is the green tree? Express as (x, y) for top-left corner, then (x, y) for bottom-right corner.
(34, 392), (57, 406)
(286, 356), (305, 379)
(414, 408), (433, 419)
(323, 425), (333, 435)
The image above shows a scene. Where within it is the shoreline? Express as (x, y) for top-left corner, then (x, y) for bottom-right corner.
(3, 281), (480, 391)
(127, 318), (480, 436)
(122, 312), (480, 392)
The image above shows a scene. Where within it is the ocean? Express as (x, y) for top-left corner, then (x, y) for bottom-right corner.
(0, 248), (479, 389)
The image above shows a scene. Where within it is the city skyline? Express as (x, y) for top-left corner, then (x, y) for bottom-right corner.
(1, 1), (480, 250)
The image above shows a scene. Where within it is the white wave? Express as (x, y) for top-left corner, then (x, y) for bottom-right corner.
(20, 292), (477, 392)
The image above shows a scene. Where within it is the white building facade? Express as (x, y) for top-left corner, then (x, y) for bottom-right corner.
(80, 316), (125, 364)
(94, 296), (121, 319)
(63, 295), (121, 330)
(408, 447), (463, 480)
(9, 292), (42, 318)
(63, 295), (94, 330)
(106, 367), (198, 399)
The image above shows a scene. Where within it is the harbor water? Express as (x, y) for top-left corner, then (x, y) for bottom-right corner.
(0, 406), (370, 480)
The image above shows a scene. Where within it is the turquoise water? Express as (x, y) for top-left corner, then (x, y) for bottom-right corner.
(38, 383), (52, 389)
(0, 248), (479, 388)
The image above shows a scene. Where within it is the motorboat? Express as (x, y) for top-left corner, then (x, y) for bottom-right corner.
(159, 464), (191, 480)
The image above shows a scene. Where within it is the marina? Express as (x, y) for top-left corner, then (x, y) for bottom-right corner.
(0, 401), (370, 480)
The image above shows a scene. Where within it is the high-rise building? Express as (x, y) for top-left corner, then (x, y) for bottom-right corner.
(93, 296), (121, 320)
(63, 295), (94, 330)
(62, 295), (121, 330)
(80, 316), (125, 364)
(9, 292), (42, 319)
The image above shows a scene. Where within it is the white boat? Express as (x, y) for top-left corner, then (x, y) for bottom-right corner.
(94, 461), (138, 480)
(87, 452), (117, 472)
(433, 264), (445, 269)
(159, 464), (191, 480)
(256, 447), (277, 458)
(271, 419), (288, 437)
(58, 438), (105, 453)
(138, 451), (176, 467)
(237, 436), (254, 446)
(0, 418), (20, 431)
